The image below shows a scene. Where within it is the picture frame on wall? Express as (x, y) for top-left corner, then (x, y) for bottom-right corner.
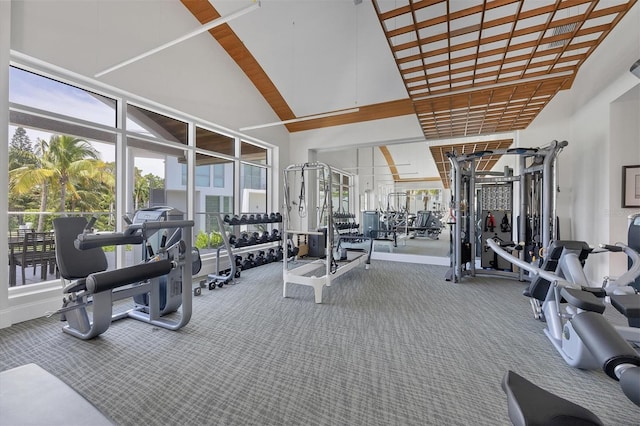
(622, 165), (640, 208)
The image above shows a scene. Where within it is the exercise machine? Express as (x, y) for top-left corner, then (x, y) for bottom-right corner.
(487, 238), (640, 370)
(446, 140), (567, 282)
(52, 213), (195, 340)
(502, 311), (640, 426)
(629, 213), (640, 290)
(411, 210), (444, 240)
(283, 162), (372, 303)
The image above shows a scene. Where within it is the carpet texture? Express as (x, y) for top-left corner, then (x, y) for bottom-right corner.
(1, 260), (638, 425)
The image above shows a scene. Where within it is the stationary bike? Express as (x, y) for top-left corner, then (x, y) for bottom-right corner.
(487, 239), (640, 370)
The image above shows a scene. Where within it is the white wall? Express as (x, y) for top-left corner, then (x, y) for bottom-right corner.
(1, 0), (11, 328)
(610, 86), (640, 273)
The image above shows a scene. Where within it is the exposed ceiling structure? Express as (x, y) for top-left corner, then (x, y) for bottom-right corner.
(374, 0), (636, 139)
(429, 139), (514, 188)
(179, 0), (636, 185)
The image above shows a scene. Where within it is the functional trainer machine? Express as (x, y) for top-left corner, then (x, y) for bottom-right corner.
(282, 162), (372, 303)
(446, 140), (567, 282)
(52, 212), (195, 340)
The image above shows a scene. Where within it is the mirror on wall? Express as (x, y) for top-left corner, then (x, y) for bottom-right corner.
(365, 188), (451, 258)
(315, 144), (452, 263)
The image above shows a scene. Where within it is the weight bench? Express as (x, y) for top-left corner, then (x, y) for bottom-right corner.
(0, 363), (113, 425)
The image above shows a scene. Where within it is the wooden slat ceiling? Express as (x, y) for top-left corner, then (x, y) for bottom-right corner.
(178, 0), (636, 137)
(373, 0), (637, 138)
(177, 0), (634, 185)
(429, 138), (514, 188)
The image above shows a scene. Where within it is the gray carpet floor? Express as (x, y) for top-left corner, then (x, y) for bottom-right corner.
(1, 260), (638, 425)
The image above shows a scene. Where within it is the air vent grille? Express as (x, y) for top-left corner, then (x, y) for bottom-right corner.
(548, 23), (577, 48)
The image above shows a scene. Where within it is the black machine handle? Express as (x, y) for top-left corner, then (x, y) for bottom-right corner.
(84, 215), (97, 232)
(142, 220), (194, 231)
(75, 232), (144, 250)
(599, 243), (623, 253)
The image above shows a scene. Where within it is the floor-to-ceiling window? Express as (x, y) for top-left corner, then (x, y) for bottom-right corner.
(8, 67), (118, 284)
(6, 62), (274, 292)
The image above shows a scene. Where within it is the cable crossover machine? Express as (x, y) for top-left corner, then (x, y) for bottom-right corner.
(283, 162), (372, 303)
(446, 140), (568, 283)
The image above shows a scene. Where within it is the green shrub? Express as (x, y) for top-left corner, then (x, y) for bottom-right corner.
(195, 231), (210, 250)
(209, 231), (223, 247)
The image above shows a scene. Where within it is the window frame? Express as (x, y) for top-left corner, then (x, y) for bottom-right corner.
(4, 54), (276, 316)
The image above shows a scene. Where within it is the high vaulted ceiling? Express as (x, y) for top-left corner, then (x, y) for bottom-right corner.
(375, 0), (636, 139)
(180, 0), (636, 184)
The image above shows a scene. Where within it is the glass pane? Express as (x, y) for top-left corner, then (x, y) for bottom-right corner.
(9, 67), (116, 127)
(127, 140), (187, 267)
(196, 165), (210, 187)
(193, 154), (235, 254)
(240, 163), (267, 214)
(8, 125), (116, 286)
(241, 141), (267, 164)
(332, 184), (340, 213)
(342, 188), (350, 214)
(126, 104), (188, 144)
(196, 126), (235, 156)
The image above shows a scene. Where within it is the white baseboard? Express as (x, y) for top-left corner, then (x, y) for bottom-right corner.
(371, 252), (450, 266)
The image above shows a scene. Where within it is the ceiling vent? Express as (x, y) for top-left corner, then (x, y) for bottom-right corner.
(548, 23), (577, 48)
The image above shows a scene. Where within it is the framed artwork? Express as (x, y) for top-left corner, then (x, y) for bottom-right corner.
(622, 165), (640, 208)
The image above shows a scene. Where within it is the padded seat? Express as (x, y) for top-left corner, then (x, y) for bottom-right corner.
(502, 370), (602, 426)
(610, 294), (640, 327)
(0, 364), (113, 425)
(560, 287), (605, 314)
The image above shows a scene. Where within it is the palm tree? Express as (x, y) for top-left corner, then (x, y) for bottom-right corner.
(9, 135), (111, 231)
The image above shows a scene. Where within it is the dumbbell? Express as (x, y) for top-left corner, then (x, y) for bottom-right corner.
(236, 233), (249, 248)
(259, 231), (270, 244)
(223, 214), (232, 224)
(234, 255), (243, 277)
(266, 248), (277, 263)
(249, 232), (259, 246)
(276, 246), (284, 261)
(242, 253), (255, 270)
(240, 214), (248, 224)
(228, 234), (237, 246)
(274, 212), (282, 222)
(255, 251), (266, 266)
(270, 229), (280, 242)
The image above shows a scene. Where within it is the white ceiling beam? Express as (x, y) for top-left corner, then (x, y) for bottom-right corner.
(95, 2), (260, 78)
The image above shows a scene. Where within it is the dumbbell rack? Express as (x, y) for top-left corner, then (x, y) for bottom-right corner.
(333, 212), (361, 238)
(206, 213), (283, 290)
